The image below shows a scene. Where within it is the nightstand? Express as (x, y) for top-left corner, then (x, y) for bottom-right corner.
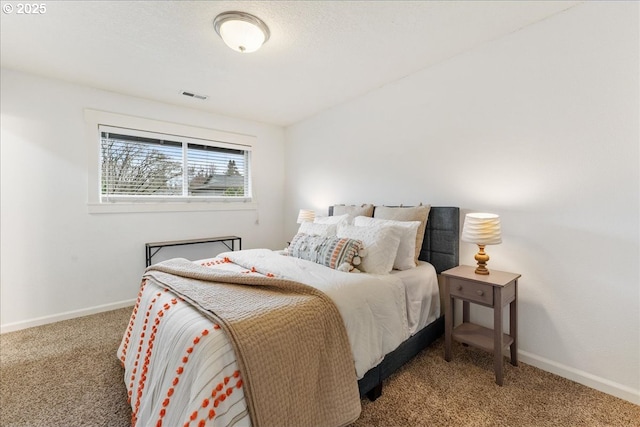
(442, 265), (521, 385)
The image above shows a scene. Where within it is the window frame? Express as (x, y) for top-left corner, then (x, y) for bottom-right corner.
(85, 109), (257, 214)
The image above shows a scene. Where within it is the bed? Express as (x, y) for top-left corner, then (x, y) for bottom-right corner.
(347, 206), (460, 400)
(118, 205), (459, 427)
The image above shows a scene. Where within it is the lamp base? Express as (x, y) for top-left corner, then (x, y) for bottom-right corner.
(474, 265), (490, 275)
(474, 245), (491, 275)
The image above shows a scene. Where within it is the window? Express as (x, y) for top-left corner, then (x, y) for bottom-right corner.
(99, 125), (252, 203)
(85, 110), (257, 213)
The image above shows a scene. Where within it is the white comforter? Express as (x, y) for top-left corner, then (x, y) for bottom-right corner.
(119, 249), (436, 427)
(225, 249), (410, 377)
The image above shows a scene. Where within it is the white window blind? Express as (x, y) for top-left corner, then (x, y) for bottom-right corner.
(99, 125), (252, 203)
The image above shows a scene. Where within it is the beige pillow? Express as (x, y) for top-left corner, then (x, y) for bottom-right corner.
(373, 204), (431, 264)
(332, 204), (374, 223)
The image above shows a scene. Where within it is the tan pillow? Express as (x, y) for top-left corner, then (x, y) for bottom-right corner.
(373, 204), (431, 264)
(332, 204), (374, 223)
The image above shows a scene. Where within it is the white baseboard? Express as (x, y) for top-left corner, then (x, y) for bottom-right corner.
(519, 349), (640, 405)
(0, 299), (136, 334)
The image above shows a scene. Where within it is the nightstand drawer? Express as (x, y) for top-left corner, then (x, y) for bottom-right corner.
(448, 278), (493, 306)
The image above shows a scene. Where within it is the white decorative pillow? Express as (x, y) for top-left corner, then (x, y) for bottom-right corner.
(287, 233), (364, 272)
(314, 213), (349, 227)
(354, 216), (421, 270)
(332, 204), (374, 224)
(337, 224), (401, 275)
(297, 221), (337, 237)
(374, 205), (431, 264)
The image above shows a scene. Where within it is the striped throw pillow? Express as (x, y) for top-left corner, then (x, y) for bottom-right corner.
(287, 233), (364, 272)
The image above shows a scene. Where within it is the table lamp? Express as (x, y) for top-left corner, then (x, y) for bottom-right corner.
(461, 213), (502, 275)
(296, 209), (315, 224)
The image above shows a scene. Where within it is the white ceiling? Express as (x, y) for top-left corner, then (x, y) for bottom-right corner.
(0, 1), (582, 127)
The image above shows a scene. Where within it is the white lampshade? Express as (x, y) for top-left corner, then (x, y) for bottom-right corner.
(214, 11), (270, 53)
(296, 209), (315, 224)
(461, 213), (502, 245)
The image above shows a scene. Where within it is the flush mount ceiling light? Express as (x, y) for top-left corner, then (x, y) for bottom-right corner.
(213, 11), (270, 53)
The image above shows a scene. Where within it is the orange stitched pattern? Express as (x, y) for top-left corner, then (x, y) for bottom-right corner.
(200, 257), (230, 267)
(187, 370), (243, 427)
(156, 327), (215, 427)
(131, 290), (173, 426)
(127, 290), (159, 404)
(121, 280), (148, 362)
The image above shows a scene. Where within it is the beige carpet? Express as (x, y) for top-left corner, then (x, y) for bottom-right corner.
(1, 307), (638, 427)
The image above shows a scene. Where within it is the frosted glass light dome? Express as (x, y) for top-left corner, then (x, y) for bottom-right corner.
(214, 12), (270, 53)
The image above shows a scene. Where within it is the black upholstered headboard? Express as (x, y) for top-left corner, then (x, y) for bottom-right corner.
(419, 207), (459, 273)
(328, 206), (459, 274)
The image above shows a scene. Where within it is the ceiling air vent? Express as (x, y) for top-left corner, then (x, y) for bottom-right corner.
(181, 91), (208, 100)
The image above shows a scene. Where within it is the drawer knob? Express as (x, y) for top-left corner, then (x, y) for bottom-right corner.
(457, 285), (462, 291)
(477, 290), (484, 296)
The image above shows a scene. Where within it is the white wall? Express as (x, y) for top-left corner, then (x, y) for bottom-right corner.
(284, 2), (639, 403)
(1, 69), (286, 331)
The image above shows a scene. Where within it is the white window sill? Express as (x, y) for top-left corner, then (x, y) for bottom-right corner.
(88, 201), (258, 214)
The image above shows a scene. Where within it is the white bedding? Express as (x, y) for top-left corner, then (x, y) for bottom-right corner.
(391, 260), (440, 336)
(118, 249), (439, 427)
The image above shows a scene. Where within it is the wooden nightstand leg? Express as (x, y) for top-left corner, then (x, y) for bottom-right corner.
(510, 280), (518, 366)
(462, 301), (470, 323)
(444, 280), (453, 362)
(494, 288), (504, 386)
